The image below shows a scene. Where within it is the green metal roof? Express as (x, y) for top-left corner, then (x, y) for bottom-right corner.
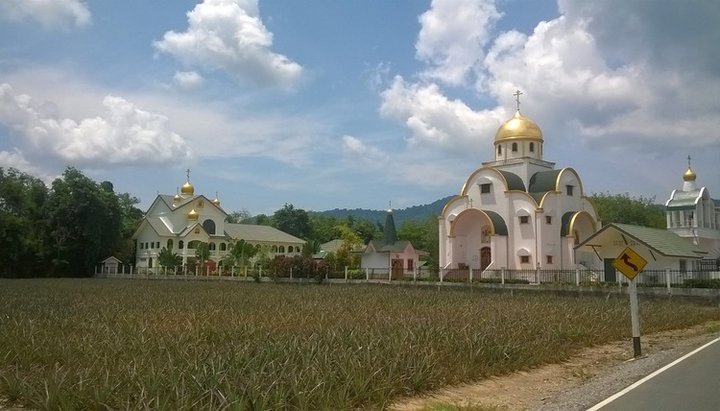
(666, 189), (701, 210)
(560, 211), (575, 236)
(528, 170), (561, 194)
(484, 210), (508, 236)
(576, 223), (705, 258)
(224, 224), (305, 244)
(498, 170), (526, 191)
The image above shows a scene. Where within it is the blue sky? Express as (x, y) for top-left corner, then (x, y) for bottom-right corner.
(1, 0), (718, 215)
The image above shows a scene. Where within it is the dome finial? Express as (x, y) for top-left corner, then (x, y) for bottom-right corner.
(181, 168), (195, 196)
(513, 89), (523, 113)
(683, 155), (696, 182)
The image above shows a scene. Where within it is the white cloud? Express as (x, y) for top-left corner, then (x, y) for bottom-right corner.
(416, 0), (500, 86)
(0, 0), (90, 30)
(173, 71), (205, 90)
(154, 0), (302, 88)
(0, 149), (57, 183)
(380, 76), (505, 153)
(380, 0), (720, 162)
(341, 135), (389, 167)
(0, 83), (191, 166)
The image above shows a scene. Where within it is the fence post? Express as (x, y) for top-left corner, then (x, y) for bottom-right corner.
(231, 266), (234, 278)
(440, 268), (444, 283)
(290, 267), (293, 279)
(413, 267), (417, 282)
(388, 268), (392, 282)
(575, 267), (580, 286)
(665, 268), (672, 295)
(344, 266), (348, 281)
(501, 268), (505, 285)
(469, 267), (473, 283)
(365, 268), (369, 281)
(535, 264), (540, 284)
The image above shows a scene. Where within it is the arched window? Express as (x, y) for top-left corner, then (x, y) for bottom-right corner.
(178, 240), (184, 249)
(272, 245), (278, 252)
(167, 239), (173, 250)
(209, 243), (216, 251)
(497, 145), (502, 155)
(279, 246), (285, 253)
(202, 219), (216, 235)
(188, 240), (199, 249)
(288, 246), (294, 253)
(220, 243), (226, 251)
(512, 142), (518, 152)
(529, 142), (534, 152)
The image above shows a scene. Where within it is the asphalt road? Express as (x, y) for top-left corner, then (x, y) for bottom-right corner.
(589, 337), (720, 411)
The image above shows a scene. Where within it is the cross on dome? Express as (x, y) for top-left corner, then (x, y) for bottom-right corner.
(513, 89), (523, 112)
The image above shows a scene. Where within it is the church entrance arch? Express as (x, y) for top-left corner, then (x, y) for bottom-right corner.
(480, 247), (491, 271)
(450, 209), (495, 270)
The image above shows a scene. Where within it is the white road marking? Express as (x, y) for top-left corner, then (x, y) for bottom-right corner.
(586, 336), (720, 411)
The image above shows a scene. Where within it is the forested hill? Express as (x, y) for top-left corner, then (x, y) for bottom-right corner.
(315, 196), (454, 226)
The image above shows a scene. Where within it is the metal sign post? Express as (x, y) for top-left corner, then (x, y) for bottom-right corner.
(613, 247), (648, 358)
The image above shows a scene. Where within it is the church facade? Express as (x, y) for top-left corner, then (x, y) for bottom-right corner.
(665, 160), (720, 270)
(132, 174), (305, 270)
(439, 98), (599, 272)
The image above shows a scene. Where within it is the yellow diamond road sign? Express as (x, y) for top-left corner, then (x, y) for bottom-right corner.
(613, 247), (648, 280)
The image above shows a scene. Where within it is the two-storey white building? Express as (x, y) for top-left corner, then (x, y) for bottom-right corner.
(132, 175), (305, 270)
(439, 101), (599, 271)
(666, 159), (720, 270)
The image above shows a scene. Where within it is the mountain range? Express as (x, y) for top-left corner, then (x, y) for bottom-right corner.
(315, 196), (454, 226)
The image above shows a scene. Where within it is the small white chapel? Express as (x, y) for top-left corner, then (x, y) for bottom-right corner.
(665, 158), (720, 270)
(439, 92), (599, 271)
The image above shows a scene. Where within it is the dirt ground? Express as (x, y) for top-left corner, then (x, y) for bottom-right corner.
(389, 323), (719, 411)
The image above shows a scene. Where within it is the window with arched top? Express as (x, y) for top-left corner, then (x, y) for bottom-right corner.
(529, 142), (534, 152)
(220, 243), (226, 251)
(279, 246), (285, 253)
(209, 243), (216, 251)
(272, 245), (278, 252)
(178, 240), (184, 249)
(167, 239), (173, 249)
(202, 219), (216, 235)
(498, 145), (502, 155)
(288, 246), (294, 253)
(512, 142), (518, 152)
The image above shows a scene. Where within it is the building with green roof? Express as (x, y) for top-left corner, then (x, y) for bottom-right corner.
(439, 94), (599, 272)
(132, 172), (305, 270)
(665, 158), (720, 269)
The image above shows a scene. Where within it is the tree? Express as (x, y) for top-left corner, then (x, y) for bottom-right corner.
(44, 167), (123, 276)
(302, 239), (321, 257)
(0, 168), (49, 277)
(158, 247), (182, 269)
(226, 209), (251, 224)
(223, 239), (257, 268)
(195, 242), (210, 273)
(590, 193), (666, 228)
(273, 203), (312, 239)
(336, 225), (362, 269)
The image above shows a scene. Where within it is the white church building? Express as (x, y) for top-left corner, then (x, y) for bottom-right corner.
(132, 173), (305, 271)
(439, 95), (599, 272)
(665, 159), (720, 270)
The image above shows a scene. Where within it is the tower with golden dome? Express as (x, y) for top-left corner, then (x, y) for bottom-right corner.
(665, 157), (720, 265)
(438, 91), (599, 273)
(132, 170), (306, 272)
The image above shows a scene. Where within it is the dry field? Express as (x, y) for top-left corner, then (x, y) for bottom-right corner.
(1, 279), (718, 410)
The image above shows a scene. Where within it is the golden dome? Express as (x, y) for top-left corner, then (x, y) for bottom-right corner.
(212, 197), (221, 206)
(173, 193), (181, 202)
(495, 111), (543, 142)
(181, 180), (194, 195)
(187, 208), (199, 220)
(683, 167), (696, 182)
